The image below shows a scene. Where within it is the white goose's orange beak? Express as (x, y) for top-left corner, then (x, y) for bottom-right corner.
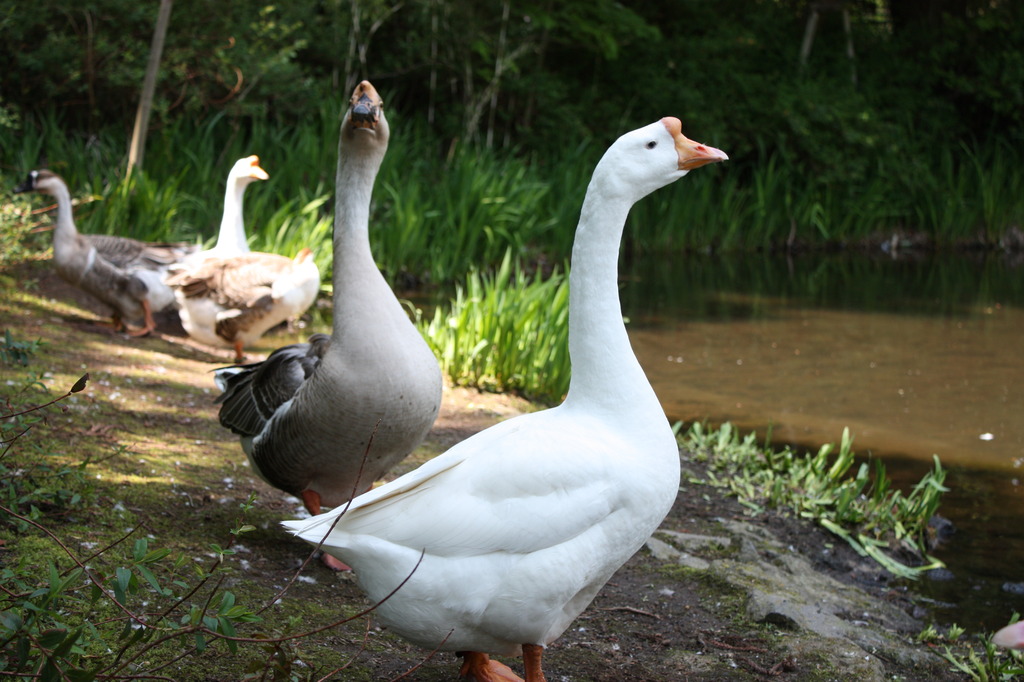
(662, 117), (728, 170)
(247, 155), (270, 180)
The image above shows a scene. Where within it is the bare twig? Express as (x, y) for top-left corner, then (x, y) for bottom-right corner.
(1, 373), (88, 419)
(596, 605), (662, 620)
(389, 629), (454, 681)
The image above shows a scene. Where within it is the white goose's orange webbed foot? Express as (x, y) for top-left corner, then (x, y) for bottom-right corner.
(458, 652), (523, 682)
(522, 644), (547, 682)
(319, 552), (351, 571)
(300, 488), (352, 572)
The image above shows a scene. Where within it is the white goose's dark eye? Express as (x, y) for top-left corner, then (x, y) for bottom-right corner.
(645, 140), (657, 149)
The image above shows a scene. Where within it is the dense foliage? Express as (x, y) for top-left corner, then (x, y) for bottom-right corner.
(2, 0), (1022, 266)
(3, 1), (1021, 164)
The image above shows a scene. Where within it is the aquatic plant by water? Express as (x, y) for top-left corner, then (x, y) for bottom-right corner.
(685, 422), (948, 580)
(5, 106), (1024, 294)
(919, 615), (1024, 681)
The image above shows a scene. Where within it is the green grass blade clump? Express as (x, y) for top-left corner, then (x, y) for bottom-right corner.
(373, 133), (559, 285)
(422, 249), (570, 404)
(686, 422), (948, 580)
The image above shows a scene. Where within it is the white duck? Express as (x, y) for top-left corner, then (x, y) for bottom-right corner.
(195, 154), (269, 260)
(13, 169), (197, 336)
(213, 81), (443, 570)
(166, 156), (320, 361)
(282, 118), (727, 681)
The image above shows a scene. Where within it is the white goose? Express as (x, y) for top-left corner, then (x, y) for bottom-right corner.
(197, 155), (269, 260)
(282, 118), (727, 681)
(13, 169), (197, 336)
(213, 81), (443, 569)
(166, 158), (320, 361)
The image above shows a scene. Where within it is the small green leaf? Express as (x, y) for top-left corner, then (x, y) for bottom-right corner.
(112, 566), (132, 602)
(136, 565), (169, 597)
(36, 628), (68, 650)
(0, 611), (23, 633)
(140, 548), (172, 564)
(216, 591), (236, 615)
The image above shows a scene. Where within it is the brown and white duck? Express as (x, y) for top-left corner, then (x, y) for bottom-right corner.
(166, 248), (319, 362)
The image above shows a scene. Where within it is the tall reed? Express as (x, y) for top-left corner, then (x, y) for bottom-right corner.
(423, 250), (570, 404)
(4, 107), (1024, 291)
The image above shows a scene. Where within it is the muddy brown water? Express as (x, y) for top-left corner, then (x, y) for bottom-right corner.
(619, 251), (1024, 631)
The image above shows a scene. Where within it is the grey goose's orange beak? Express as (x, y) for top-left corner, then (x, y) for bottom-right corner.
(349, 81), (383, 130)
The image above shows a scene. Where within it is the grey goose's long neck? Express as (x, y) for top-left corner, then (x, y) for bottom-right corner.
(45, 178), (85, 266)
(562, 174), (659, 413)
(331, 130), (388, 339)
(216, 179), (250, 253)
(47, 178), (80, 242)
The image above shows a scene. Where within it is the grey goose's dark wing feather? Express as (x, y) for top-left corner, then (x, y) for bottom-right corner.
(214, 333), (330, 437)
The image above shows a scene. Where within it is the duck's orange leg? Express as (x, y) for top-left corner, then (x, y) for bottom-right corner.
(300, 489), (351, 571)
(232, 339), (245, 363)
(458, 652), (523, 681)
(126, 300), (157, 337)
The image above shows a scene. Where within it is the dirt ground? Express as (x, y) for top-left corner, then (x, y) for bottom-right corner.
(1, 260), (964, 681)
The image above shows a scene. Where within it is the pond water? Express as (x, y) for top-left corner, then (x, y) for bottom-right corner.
(619, 250), (1024, 631)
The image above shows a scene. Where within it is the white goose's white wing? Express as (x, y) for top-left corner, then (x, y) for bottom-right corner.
(284, 407), (634, 558)
(283, 405), (671, 655)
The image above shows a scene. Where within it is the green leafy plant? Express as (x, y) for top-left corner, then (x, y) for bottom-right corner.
(0, 330), (43, 367)
(934, 614), (1024, 681)
(423, 249), (570, 403)
(685, 422), (948, 580)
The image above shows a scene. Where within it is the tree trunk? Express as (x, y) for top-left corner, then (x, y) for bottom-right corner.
(127, 0), (173, 177)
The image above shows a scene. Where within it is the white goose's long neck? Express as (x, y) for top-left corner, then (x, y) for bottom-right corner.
(331, 134), (387, 339)
(562, 177), (660, 414)
(216, 179), (250, 254)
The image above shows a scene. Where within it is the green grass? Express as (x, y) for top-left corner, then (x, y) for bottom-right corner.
(4, 106), (1024, 295)
(0, 363), (373, 681)
(685, 422), (948, 580)
(423, 249), (571, 404)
